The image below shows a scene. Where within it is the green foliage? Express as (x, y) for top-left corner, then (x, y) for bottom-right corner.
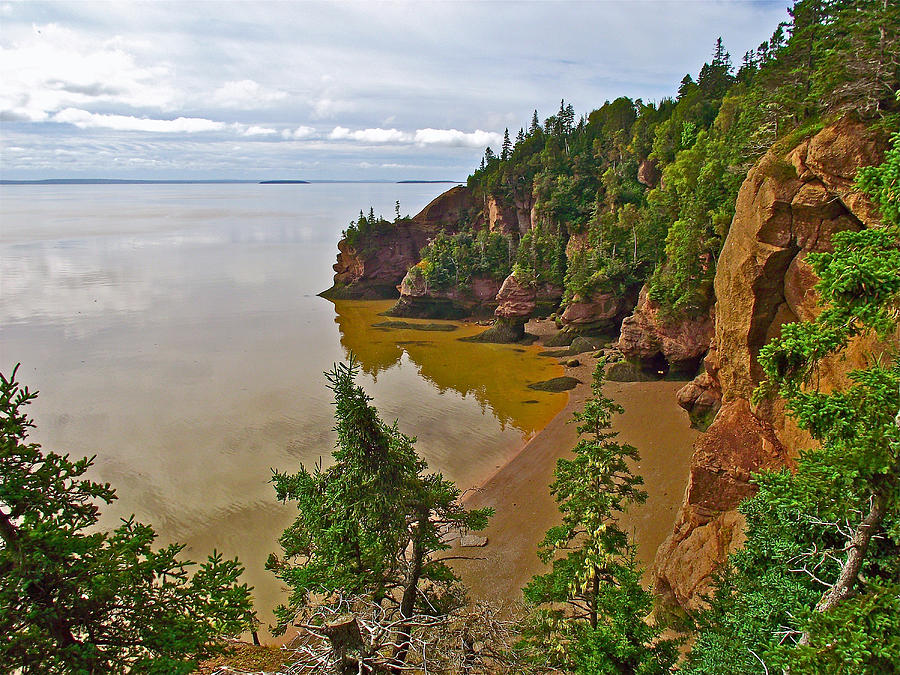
(687, 131), (900, 674)
(343, 208), (397, 251)
(521, 363), (678, 672)
(418, 228), (512, 289)
(514, 220), (567, 286)
(267, 357), (492, 652)
(0, 366), (256, 674)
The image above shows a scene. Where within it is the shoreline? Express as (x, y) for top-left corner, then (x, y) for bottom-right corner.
(452, 319), (699, 603)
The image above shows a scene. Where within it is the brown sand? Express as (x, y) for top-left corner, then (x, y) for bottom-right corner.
(450, 320), (699, 601)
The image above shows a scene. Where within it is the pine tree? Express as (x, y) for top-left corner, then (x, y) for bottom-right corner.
(522, 362), (679, 672)
(501, 127), (512, 161)
(0, 367), (256, 674)
(268, 357), (492, 668)
(530, 109), (540, 135)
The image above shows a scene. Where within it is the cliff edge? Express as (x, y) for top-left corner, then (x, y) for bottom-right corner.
(652, 117), (890, 611)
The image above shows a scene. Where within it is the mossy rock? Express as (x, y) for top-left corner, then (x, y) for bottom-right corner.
(538, 349), (568, 358)
(568, 336), (605, 355)
(383, 297), (469, 320)
(461, 318), (525, 344)
(372, 321), (457, 332)
(527, 376), (580, 392)
(544, 331), (576, 347)
(564, 359), (580, 367)
(605, 361), (659, 382)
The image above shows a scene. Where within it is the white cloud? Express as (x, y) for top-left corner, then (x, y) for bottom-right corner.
(0, 23), (177, 122)
(53, 108), (226, 133)
(239, 125), (277, 137)
(326, 126), (503, 149)
(281, 125), (316, 140)
(211, 80), (288, 109)
(414, 128), (503, 148)
(329, 126), (412, 144)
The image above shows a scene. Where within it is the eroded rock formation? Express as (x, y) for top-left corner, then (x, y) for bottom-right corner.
(617, 286), (714, 376)
(321, 186), (476, 299)
(468, 274), (536, 343)
(652, 117), (889, 611)
(387, 266), (502, 319)
(559, 286), (639, 334)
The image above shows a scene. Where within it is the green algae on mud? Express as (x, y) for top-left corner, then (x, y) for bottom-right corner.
(329, 299), (568, 438)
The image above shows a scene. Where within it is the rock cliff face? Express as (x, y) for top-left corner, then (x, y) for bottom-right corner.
(387, 266), (502, 319)
(321, 186), (476, 299)
(617, 286), (714, 376)
(559, 287), (639, 334)
(652, 118), (889, 611)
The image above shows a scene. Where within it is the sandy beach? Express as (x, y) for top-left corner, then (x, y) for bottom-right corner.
(451, 319), (699, 602)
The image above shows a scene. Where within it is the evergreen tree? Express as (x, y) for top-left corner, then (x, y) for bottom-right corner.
(502, 127), (512, 161)
(0, 366), (256, 674)
(268, 358), (491, 667)
(530, 109), (541, 135)
(522, 362), (679, 672)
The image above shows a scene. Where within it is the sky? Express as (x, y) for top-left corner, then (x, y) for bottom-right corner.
(0, 0), (793, 181)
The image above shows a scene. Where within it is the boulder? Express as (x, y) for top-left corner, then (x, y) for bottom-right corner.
(559, 286), (638, 333)
(617, 286), (714, 376)
(460, 534), (488, 547)
(675, 371), (721, 431)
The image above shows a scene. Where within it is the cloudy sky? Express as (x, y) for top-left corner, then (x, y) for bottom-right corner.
(1, 1), (792, 181)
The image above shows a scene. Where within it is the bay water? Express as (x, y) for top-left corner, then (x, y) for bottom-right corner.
(0, 183), (566, 636)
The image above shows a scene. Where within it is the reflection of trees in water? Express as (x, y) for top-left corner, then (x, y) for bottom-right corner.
(329, 300), (562, 436)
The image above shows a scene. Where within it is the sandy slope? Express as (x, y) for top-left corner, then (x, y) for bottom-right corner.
(450, 320), (699, 602)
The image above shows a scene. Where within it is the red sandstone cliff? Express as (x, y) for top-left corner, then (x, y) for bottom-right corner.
(652, 118), (890, 611)
(321, 186), (476, 299)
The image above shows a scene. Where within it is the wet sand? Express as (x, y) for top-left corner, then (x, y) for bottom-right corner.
(451, 321), (699, 601)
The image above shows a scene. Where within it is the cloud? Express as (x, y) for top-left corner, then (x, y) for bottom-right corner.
(329, 126), (412, 144)
(239, 125), (277, 137)
(414, 129), (503, 148)
(281, 125), (316, 140)
(211, 80), (288, 109)
(326, 126), (503, 149)
(0, 23), (177, 122)
(53, 108), (226, 133)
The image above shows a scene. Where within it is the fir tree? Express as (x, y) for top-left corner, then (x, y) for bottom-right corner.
(522, 362), (679, 672)
(0, 367), (256, 674)
(268, 357), (492, 668)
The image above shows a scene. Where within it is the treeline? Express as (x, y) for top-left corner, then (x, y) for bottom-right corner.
(466, 0), (898, 319)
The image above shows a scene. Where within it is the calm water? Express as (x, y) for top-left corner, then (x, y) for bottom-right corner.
(0, 183), (565, 636)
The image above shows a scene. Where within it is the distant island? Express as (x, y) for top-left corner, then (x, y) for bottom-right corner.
(2, 178), (458, 185)
(0, 179), (256, 185)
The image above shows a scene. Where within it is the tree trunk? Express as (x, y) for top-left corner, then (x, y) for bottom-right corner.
(391, 514), (426, 672)
(798, 482), (889, 646)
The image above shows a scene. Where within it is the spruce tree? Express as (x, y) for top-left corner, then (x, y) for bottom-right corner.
(268, 357), (491, 668)
(522, 362), (679, 673)
(0, 366), (256, 674)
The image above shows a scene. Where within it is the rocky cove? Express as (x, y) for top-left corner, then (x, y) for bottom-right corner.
(319, 117), (894, 614)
